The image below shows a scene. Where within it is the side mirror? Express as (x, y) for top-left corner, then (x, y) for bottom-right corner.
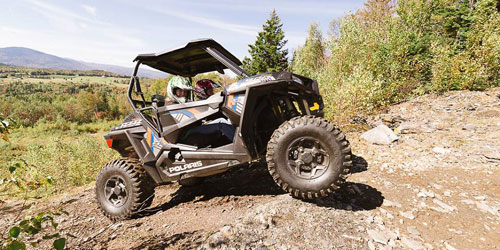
(151, 94), (165, 107)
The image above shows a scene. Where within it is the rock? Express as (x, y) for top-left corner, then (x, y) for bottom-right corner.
(383, 199), (402, 208)
(220, 225), (232, 236)
(417, 189), (435, 198)
(388, 239), (396, 247)
(367, 240), (376, 250)
(395, 122), (434, 134)
(401, 237), (425, 250)
(208, 232), (228, 247)
(361, 125), (399, 145)
(433, 147), (450, 154)
(460, 199), (475, 205)
(258, 214), (269, 229)
(385, 230), (398, 240)
(367, 229), (389, 245)
(433, 199), (455, 212)
(366, 216), (374, 224)
(110, 223), (123, 230)
(263, 239), (276, 246)
(448, 228), (462, 235)
(407, 226), (420, 236)
(59, 197), (78, 205)
(443, 190), (452, 197)
(386, 212), (394, 219)
(424, 243), (434, 249)
(476, 202), (499, 215)
(298, 206), (307, 213)
(350, 115), (368, 125)
(374, 216), (385, 225)
(417, 201), (428, 209)
(400, 211), (415, 220)
(462, 124), (477, 131)
(429, 206), (449, 213)
(444, 242), (457, 250)
(342, 234), (362, 241)
(473, 195), (486, 201)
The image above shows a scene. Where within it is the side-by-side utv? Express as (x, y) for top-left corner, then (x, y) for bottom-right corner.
(95, 39), (352, 220)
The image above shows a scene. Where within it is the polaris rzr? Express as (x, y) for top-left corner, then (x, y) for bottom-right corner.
(95, 39), (352, 220)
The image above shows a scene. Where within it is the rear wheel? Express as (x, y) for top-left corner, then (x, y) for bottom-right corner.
(95, 158), (155, 221)
(266, 116), (352, 199)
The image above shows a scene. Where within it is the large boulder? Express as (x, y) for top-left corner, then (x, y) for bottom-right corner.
(361, 124), (398, 145)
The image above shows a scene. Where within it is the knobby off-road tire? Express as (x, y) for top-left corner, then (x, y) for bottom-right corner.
(95, 158), (155, 221)
(266, 116), (352, 199)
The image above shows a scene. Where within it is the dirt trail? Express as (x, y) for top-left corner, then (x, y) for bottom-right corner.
(1, 88), (499, 249)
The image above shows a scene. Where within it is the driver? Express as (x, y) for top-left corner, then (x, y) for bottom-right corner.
(166, 76), (193, 104)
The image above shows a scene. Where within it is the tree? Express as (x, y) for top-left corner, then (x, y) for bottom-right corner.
(192, 72), (223, 85)
(242, 10), (289, 75)
(291, 23), (326, 79)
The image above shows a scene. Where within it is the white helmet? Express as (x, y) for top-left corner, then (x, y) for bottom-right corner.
(166, 76), (193, 103)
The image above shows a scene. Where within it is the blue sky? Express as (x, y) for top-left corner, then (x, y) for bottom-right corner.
(0, 0), (365, 68)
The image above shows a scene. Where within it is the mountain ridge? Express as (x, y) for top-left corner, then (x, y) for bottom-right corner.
(0, 47), (166, 78)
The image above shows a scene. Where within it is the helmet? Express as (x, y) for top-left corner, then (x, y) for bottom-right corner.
(194, 79), (221, 100)
(167, 76), (193, 103)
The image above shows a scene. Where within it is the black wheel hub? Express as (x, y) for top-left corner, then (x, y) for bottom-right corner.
(287, 137), (330, 179)
(104, 176), (128, 207)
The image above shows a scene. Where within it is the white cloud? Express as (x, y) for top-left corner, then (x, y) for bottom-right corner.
(138, 4), (259, 36)
(170, 12), (258, 36)
(19, 0), (144, 45)
(82, 4), (97, 16)
(173, 0), (357, 16)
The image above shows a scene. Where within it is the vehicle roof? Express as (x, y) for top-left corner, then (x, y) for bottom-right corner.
(134, 39), (242, 77)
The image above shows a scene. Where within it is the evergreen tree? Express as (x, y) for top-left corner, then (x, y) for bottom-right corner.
(242, 10), (289, 75)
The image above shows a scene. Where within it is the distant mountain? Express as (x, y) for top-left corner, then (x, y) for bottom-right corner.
(0, 47), (167, 79)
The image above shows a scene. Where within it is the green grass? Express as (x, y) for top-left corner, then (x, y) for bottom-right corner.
(0, 75), (129, 88)
(0, 120), (121, 198)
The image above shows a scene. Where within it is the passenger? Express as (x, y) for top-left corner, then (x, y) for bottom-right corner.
(194, 79), (221, 100)
(195, 79), (232, 125)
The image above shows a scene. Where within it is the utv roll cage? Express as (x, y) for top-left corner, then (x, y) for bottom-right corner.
(127, 39), (249, 136)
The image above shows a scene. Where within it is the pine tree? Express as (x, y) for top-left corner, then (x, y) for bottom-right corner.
(242, 10), (289, 75)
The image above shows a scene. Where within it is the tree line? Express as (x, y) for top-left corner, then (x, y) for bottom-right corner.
(242, 0), (500, 121)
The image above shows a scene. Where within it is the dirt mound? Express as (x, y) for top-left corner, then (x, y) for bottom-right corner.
(1, 88), (499, 249)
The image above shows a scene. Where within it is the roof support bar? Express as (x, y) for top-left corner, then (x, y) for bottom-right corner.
(204, 47), (250, 78)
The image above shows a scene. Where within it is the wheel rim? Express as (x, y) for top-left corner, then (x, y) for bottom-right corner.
(104, 176), (128, 207)
(286, 136), (330, 180)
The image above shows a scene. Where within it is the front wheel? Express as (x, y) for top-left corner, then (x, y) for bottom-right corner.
(95, 158), (155, 221)
(266, 116), (352, 199)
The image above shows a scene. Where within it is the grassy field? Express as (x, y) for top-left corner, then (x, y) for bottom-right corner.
(0, 75), (130, 88)
(0, 120), (122, 198)
(0, 66), (137, 199)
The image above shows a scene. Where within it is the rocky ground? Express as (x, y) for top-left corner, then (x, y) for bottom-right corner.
(1, 88), (499, 249)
